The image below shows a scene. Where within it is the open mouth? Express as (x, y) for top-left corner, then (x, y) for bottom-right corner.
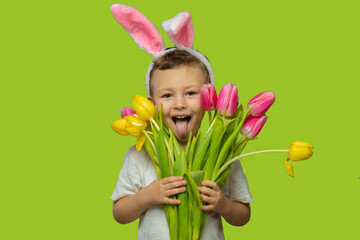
(172, 116), (191, 123)
(172, 116), (191, 139)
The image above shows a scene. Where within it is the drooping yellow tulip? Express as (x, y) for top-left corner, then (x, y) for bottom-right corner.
(288, 141), (313, 160)
(285, 141), (314, 177)
(124, 115), (147, 137)
(133, 95), (155, 121)
(111, 119), (130, 135)
(136, 133), (146, 151)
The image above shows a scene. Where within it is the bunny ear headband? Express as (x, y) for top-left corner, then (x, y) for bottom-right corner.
(110, 4), (215, 94)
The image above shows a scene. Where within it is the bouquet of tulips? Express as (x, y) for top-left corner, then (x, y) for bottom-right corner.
(111, 83), (314, 240)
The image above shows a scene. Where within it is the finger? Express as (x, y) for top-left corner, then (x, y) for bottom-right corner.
(163, 197), (181, 205)
(200, 204), (214, 212)
(201, 181), (220, 191)
(163, 180), (187, 190)
(198, 186), (215, 197)
(166, 186), (186, 197)
(161, 176), (183, 184)
(200, 194), (215, 204)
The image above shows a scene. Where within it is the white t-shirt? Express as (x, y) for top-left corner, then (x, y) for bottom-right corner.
(111, 146), (254, 240)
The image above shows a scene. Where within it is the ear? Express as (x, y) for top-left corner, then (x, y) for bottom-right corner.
(161, 12), (194, 48)
(110, 4), (165, 57)
(147, 96), (154, 104)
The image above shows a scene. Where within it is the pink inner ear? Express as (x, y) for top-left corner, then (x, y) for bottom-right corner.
(173, 13), (194, 48)
(163, 12), (194, 48)
(111, 4), (164, 56)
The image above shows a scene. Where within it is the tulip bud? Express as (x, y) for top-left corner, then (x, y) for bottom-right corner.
(111, 119), (130, 136)
(247, 91), (275, 116)
(285, 141), (314, 177)
(288, 141), (313, 161)
(133, 95), (155, 121)
(216, 83), (238, 116)
(124, 115), (147, 137)
(240, 115), (268, 138)
(200, 83), (218, 111)
(120, 107), (136, 118)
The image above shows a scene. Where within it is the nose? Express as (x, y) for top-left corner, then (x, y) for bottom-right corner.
(174, 95), (186, 109)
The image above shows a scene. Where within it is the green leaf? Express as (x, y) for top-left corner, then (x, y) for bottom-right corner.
(190, 170), (205, 186)
(233, 139), (248, 157)
(194, 130), (203, 155)
(155, 108), (171, 179)
(203, 118), (224, 180)
(184, 131), (192, 159)
(192, 128), (213, 171)
(215, 165), (231, 187)
(171, 130), (181, 162)
(177, 185), (188, 240)
(187, 134), (197, 172)
(173, 151), (187, 176)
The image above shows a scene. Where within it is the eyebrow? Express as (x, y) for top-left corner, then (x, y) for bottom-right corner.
(160, 85), (198, 90)
(158, 88), (173, 92)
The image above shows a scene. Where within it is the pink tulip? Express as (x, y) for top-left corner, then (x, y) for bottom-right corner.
(120, 107), (136, 118)
(200, 84), (218, 111)
(247, 91), (275, 117)
(216, 83), (238, 116)
(240, 115), (268, 138)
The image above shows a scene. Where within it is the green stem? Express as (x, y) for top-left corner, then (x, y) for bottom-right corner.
(234, 136), (245, 149)
(208, 111), (212, 126)
(150, 118), (160, 131)
(164, 137), (174, 174)
(143, 130), (157, 156)
(217, 149), (289, 176)
(205, 111), (219, 136)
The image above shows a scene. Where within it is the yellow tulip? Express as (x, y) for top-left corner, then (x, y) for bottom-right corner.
(111, 119), (130, 136)
(136, 133), (146, 151)
(285, 141), (314, 177)
(133, 95), (155, 121)
(289, 141), (313, 161)
(124, 115), (147, 137)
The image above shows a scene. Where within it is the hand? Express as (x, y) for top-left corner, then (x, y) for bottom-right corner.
(198, 180), (227, 214)
(146, 176), (187, 205)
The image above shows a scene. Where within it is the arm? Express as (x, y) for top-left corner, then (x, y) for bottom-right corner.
(113, 176), (187, 224)
(198, 180), (251, 226)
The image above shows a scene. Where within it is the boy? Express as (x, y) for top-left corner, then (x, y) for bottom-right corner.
(111, 49), (253, 239)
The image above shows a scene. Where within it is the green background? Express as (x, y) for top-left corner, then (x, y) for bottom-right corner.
(1, 0), (359, 239)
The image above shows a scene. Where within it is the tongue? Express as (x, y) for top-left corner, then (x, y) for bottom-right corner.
(175, 119), (188, 139)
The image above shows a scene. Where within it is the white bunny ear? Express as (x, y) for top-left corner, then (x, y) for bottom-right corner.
(162, 12), (194, 49)
(110, 4), (165, 58)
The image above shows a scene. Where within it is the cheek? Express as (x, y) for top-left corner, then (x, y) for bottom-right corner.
(190, 99), (203, 115)
(155, 100), (170, 116)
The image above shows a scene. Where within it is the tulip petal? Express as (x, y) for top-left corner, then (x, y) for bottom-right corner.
(290, 141), (314, 148)
(124, 115), (147, 137)
(111, 119), (130, 135)
(120, 107), (136, 118)
(226, 87), (238, 116)
(240, 115), (267, 138)
(136, 134), (146, 151)
(288, 141), (314, 161)
(217, 83), (238, 116)
(200, 86), (211, 111)
(284, 157), (295, 178)
(133, 95), (155, 121)
(248, 91), (275, 116)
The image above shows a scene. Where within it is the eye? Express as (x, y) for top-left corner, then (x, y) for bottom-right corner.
(161, 93), (172, 98)
(186, 91), (197, 96)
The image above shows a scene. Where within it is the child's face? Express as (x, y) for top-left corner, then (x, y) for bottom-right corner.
(150, 66), (207, 148)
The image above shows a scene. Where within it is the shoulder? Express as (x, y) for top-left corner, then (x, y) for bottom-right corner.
(122, 145), (157, 184)
(124, 145), (152, 166)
